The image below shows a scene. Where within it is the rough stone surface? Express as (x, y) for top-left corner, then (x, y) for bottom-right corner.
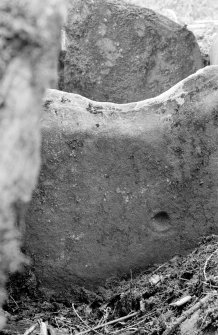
(59, 0), (203, 103)
(0, 0), (65, 329)
(25, 66), (218, 294)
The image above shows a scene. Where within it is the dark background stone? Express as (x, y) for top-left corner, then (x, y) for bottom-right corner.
(58, 0), (203, 103)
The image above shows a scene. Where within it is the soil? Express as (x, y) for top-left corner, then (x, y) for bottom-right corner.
(3, 235), (218, 335)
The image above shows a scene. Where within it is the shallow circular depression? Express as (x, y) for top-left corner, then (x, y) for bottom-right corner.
(150, 211), (172, 234)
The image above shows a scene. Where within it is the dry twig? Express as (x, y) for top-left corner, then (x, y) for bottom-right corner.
(111, 311), (155, 334)
(9, 295), (19, 309)
(163, 294), (214, 335)
(75, 311), (139, 335)
(23, 322), (39, 335)
(72, 303), (102, 335)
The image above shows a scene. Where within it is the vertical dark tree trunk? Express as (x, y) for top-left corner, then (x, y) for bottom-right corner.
(0, 0), (66, 328)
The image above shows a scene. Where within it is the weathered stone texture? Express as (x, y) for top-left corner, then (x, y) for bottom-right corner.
(0, 0), (65, 329)
(25, 66), (218, 294)
(59, 0), (203, 103)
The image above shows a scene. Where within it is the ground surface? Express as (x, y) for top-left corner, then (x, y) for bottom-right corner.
(3, 235), (218, 335)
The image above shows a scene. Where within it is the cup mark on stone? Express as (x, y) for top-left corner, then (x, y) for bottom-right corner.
(150, 211), (172, 233)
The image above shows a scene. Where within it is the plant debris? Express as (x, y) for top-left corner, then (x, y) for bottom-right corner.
(2, 235), (218, 335)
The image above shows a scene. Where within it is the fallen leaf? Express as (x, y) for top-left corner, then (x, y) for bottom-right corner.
(149, 274), (162, 285)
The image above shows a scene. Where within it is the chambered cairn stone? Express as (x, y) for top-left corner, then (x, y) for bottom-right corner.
(25, 66), (218, 295)
(59, 0), (203, 103)
(0, 0), (65, 329)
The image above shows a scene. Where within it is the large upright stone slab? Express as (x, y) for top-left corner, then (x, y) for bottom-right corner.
(59, 0), (203, 103)
(25, 66), (218, 294)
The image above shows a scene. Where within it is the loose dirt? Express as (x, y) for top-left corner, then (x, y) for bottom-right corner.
(3, 235), (218, 335)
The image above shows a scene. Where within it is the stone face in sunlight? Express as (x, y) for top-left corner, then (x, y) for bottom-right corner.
(59, 0), (203, 103)
(210, 33), (218, 65)
(25, 66), (218, 294)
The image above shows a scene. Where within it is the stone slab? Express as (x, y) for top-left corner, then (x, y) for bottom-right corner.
(59, 0), (203, 103)
(25, 66), (218, 293)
